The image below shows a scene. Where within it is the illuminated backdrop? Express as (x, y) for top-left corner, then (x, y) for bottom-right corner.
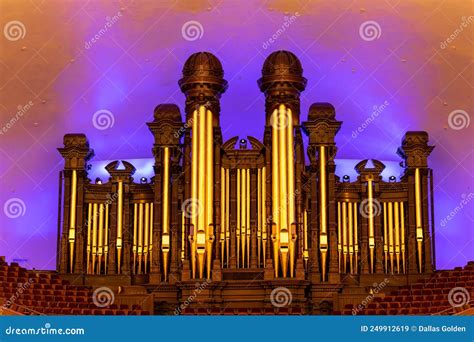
(0, 0), (472, 270)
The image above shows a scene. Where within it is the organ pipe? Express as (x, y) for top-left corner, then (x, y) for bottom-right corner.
(278, 105), (289, 277)
(191, 109), (198, 279)
(225, 168), (230, 266)
(367, 179), (375, 273)
(319, 145), (328, 280)
(394, 201), (400, 273)
(353, 202), (358, 273)
(86, 203), (92, 274)
(271, 109), (280, 277)
(162, 147), (170, 281)
(261, 167), (266, 268)
(415, 168), (423, 273)
(92, 203), (98, 274)
(68, 169), (77, 272)
(206, 109), (214, 279)
(98, 203), (104, 274)
(116, 181), (123, 274)
(237, 168), (241, 268)
(400, 202), (406, 273)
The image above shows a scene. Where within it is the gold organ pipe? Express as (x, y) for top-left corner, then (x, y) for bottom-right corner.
(162, 148), (170, 235)
(133, 203), (138, 274)
(98, 203), (104, 274)
(348, 201), (354, 274)
(257, 168), (262, 266)
(162, 147), (170, 280)
(86, 203), (92, 274)
(394, 201), (400, 273)
(319, 145), (328, 280)
(181, 210), (185, 262)
(278, 104), (288, 278)
(353, 202), (358, 273)
(241, 169), (246, 267)
(226, 168), (230, 266)
(197, 105), (206, 279)
(261, 167), (267, 267)
(246, 169), (250, 268)
(415, 168), (423, 273)
(237, 168), (241, 268)
(388, 202), (394, 274)
(68, 170), (77, 273)
(383, 202), (388, 272)
(342, 201), (347, 273)
(138, 203), (144, 274)
(116, 181), (123, 274)
(367, 179), (375, 273)
(149, 203), (153, 272)
(271, 109), (280, 277)
(400, 202), (406, 273)
(287, 108), (295, 277)
(92, 203), (98, 274)
(337, 202), (342, 272)
(144, 202), (150, 268)
(191, 109), (198, 279)
(220, 167), (225, 266)
(206, 109), (214, 279)
(104, 204), (109, 275)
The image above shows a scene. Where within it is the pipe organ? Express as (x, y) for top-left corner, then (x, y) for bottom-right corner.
(57, 52), (436, 312)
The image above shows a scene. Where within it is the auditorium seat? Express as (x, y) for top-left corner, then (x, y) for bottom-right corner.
(0, 261), (148, 316)
(338, 262), (474, 315)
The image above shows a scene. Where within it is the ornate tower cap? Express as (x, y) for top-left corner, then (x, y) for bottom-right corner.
(178, 52), (228, 95)
(258, 50), (307, 92)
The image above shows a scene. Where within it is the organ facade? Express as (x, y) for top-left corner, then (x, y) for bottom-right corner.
(56, 51), (436, 314)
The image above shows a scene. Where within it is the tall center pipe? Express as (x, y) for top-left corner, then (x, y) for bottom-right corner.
(162, 147), (170, 235)
(271, 109), (280, 276)
(68, 169), (77, 272)
(206, 109), (214, 279)
(319, 145), (328, 280)
(86, 203), (92, 274)
(197, 105), (207, 278)
(261, 166), (267, 267)
(191, 109), (198, 278)
(278, 104), (289, 277)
